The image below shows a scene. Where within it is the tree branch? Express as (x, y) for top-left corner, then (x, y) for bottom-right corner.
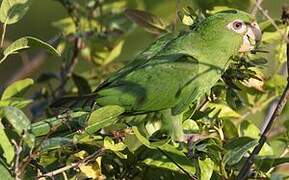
(55, 36), (81, 97)
(237, 6), (289, 180)
(37, 148), (105, 178)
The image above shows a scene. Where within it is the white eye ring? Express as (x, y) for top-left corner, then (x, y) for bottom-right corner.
(227, 20), (247, 34)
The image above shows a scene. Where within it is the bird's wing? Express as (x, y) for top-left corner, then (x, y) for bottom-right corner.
(96, 53), (200, 114)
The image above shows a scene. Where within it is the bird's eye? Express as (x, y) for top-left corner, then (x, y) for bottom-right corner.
(227, 20), (246, 34)
(232, 21), (243, 30)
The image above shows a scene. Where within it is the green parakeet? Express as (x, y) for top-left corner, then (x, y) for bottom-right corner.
(52, 10), (262, 141)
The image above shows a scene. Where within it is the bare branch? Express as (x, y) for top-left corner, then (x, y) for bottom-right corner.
(38, 148), (105, 178)
(55, 36), (81, 97)
(11, 139), (23, 180)
(251, 0), (264, 16)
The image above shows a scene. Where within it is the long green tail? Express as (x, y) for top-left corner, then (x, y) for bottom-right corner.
(50, 94), (97, 110)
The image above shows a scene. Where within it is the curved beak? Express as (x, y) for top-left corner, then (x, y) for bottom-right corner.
(239, 21), (262, 53)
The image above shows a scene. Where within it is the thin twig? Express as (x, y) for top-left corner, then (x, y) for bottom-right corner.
(38, 148), (105, 178)
(11, 139), (23, 180)
(1, 23), (7, 48)
(237, 7), (289, 180)
(251, 0), (263, 16)
(256, 3), (282, 33)
(56, 36), (81, 97)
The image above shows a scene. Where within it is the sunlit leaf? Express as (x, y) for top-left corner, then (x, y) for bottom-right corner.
(104, 136), (126, 151)
(0, 162), (13, 180)
(181, 14), (194, 26)
(239, 120), (273, 156)
(199, 158), (214, 180)
(0, 126), (14, 164)
(51, 17), (76, 35)
(0, 0), (32, 25)
(224, 137), (257, 166)
(0, 97), (32, 107)
(143, 144), (195, 175)
(207, 103), (241, 119)
(207, 6), (233, 14)
(84, 105), (124, 135)
(0, 36), (60, 63)
(239, 120), (260, 139)
(123, 134), (142, 152)
(222, 119), (238, 139)
(183, 119), (199, 134)
(262, 31), (283, 44)
(132, 126), (153, 148)
(4, 106), (35, 148)
(103, 40), (124, 65)
(78, 157), (104, 179)
(1, 78), (33, 100)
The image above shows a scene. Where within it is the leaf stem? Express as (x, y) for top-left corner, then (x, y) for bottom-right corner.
(1, 23), (7, 48)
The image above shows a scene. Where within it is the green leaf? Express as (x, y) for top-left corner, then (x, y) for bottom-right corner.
(207, 6), (233, 14)
(0, 0), (32, 25)
(262, 31), (283, 44)
(199, 158), (214, 180)
(143, 144), (195, 175)
(239, 120), (259, 139)
(255, 156), (289, 172)
(0, 126), (14, 164)
(239, 120), (273, 156)
(207, 103), (241, 119)
(1, 78), (33, 100)
(3, 106), (35, 148)
(31, 111), (88, 137)
(51, 17), (76, 35)
(132, 126), (153, 148)
(84, 105), (124, 135)
(0, 162), (13, 180)
(223, 137), (258, 166)
(222, 119), (238, 139)
(40, 137), (74, 152)
(181, 14), (194, 26)
(183, 119), (199, 134)
(0, 36), (60, 64)
(123, 134), (142, 152)
(194, 138), (223, 162)
(0, 98), (32, 110)
(104, 137), (126, 151)
(124, 9), (168, 35)
(103, 40), (124, 65)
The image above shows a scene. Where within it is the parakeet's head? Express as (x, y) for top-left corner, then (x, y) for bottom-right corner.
(196, 10), (262, 54)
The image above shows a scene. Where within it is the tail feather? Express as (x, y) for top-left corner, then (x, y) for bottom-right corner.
(50, 94), (97, 110)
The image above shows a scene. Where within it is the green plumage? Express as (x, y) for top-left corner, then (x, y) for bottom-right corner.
(52, 10), (256, 141)
(94, 10), (252, 113)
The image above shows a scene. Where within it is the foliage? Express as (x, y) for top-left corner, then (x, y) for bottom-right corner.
(0, 0), (289, 179)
